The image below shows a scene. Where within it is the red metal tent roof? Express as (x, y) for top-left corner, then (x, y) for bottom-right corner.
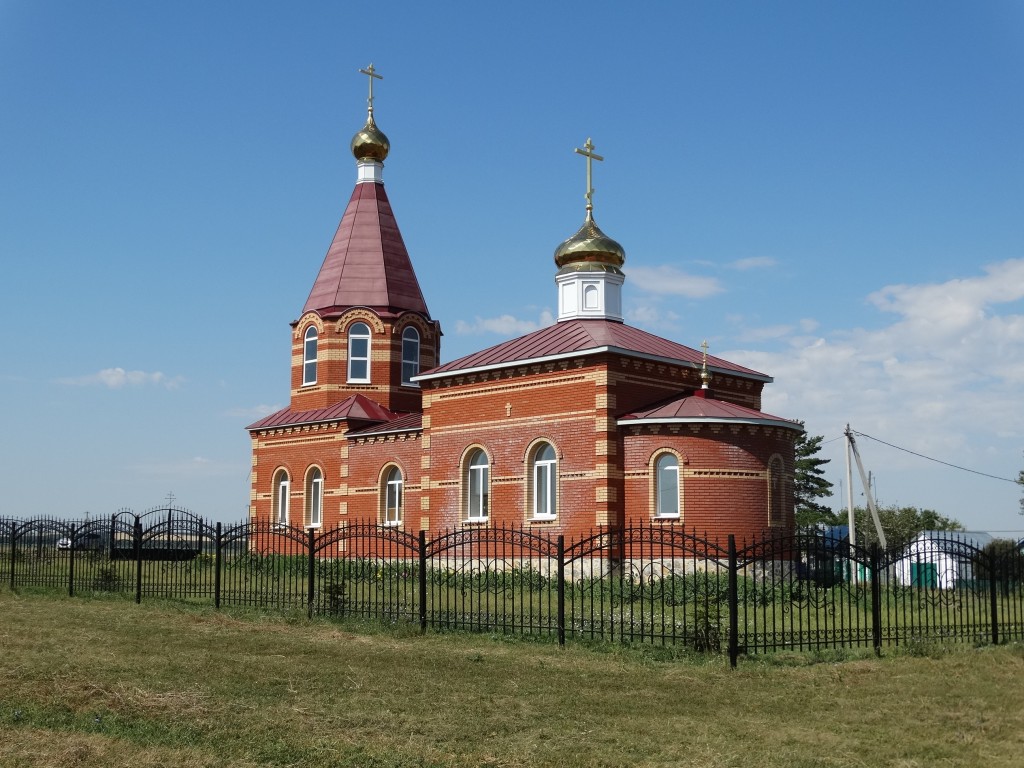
(418, 319), (769, 381)
(302, 181), (430, 318)
(346, 411), (423, 437)
(620, 391), (802, 430)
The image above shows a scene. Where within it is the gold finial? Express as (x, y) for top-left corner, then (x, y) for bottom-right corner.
(359, 63), (383, 116)
(574, 138), (604, 217)
(700, 339), (711, 389)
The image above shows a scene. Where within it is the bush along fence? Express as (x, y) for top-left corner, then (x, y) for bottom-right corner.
(3, 507), (1024, 666)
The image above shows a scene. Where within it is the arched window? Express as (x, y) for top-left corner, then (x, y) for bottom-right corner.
(768, 455), (785, 527)
(655, 453), (679, 518)
(302, 326), (318, 386)
(348, 322), (371, 382)
(466, 449), (489, 521)
(383, 466), (403, 526)
(305, 467), (323, 528)
(401, 326), (420, 386)
(272, 469), (290, 526)
(531, 443), (557, 519)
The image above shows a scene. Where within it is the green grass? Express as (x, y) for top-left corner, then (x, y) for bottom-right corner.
(2, 590), (1024, 766)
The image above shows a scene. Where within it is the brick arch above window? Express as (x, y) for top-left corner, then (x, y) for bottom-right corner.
(522, 437), (561, 464)
(394, 312), (435, 340)
(335, 309), (386, 336)
(292, 312), (325, 341)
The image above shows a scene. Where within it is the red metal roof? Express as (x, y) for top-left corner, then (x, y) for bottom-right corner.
(302, 181), (430, 317)
(347, 411), (423, 437)
(418, 319), (769, 381)
(620, 391), (802, 430)
(246, 394), (394, 431)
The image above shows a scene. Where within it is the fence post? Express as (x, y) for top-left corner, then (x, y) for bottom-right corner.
(989, 547), (1000, 646)
(418, 530), (427, 634)
(557, 535), (566, 647)
(134, 518), (143, 604)
(728, 535), (738, 668)
(214, 522), (222, 610)
(870, 543), (882, 654)
(307, 527), (316, 618)
(8, 523), (15, 591)
(68, 524), (76, 598)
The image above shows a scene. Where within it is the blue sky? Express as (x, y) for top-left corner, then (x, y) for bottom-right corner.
(2, 1), (1022, 534)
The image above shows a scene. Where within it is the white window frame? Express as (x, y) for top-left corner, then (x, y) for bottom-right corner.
(384, 466), (402, 526)
(347, 322), (371, 383)
(273, 471), (290, 526)
(467, 449), (489, 521)
(307, 467), (323, 528)
(401, 326), (420, 386)
(655, 453), (680, 518)
(532, 443), (557, 520)
(302, 326), (318, 386)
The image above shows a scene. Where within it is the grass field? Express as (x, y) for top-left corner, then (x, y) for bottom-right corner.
(2, 589), (1023, 767)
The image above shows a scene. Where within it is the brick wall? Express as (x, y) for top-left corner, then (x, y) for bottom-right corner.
(251, 337), (796, 547)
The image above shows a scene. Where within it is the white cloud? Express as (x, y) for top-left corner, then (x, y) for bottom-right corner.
(628, 265), (724, 298)
(724, 259), (1024, 520)
(455, 310), (555, 336)
(730, 256), (777, 271)
(726, 316), (819, 344)
(624, 303), (682, 333)
(58, 367), (184, 389)
(736, 324), (796, 342)
(130, 456), (243, 479)
(228, 404), (282, 420)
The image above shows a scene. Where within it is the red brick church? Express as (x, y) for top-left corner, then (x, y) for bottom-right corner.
(247, 71), (802, 542)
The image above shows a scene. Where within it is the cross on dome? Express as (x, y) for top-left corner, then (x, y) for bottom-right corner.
(574, 137), (604, 217)
(351, 63), (390, 166)
(359, 63), (383, 116)
(700, 340), (711, 389)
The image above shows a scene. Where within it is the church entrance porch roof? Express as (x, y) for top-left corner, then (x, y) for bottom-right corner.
(246, 393), (395, 431)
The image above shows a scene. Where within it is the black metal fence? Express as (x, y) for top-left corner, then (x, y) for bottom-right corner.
(4, 508), (1024, 666)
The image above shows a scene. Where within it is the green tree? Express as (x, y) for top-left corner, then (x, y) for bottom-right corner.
(793, 425), (835, 528)
(979, 538), (1024, 584)
(848, 504), (963, 551)
(1017, 453), (1024, 515)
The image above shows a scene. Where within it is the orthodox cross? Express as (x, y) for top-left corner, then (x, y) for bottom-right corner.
(700, 340), (711, 388)
(359, 63), (383, 115)
(574, 137), (603, 213)
(165, 491), (176, 507)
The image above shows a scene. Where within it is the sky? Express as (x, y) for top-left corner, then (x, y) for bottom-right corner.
(1, 1), (1022, 535)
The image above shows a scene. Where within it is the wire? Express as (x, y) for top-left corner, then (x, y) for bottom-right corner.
(850, 430), (1019, 484)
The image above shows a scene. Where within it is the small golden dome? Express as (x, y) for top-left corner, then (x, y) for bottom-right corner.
(553, 213), (626, 270)
(350, 115), (390, 163)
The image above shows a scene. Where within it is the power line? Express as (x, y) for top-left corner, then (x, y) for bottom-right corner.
(850, 430), (1018, 484)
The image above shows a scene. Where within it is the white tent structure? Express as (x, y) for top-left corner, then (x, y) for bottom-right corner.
(894, 531), (994, 589)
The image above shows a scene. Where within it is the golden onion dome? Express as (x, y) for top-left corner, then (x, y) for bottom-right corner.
(350, 114), (390, 163)
(553, 212), (626, 271)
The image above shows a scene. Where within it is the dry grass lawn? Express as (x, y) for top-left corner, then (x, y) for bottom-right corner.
(2, 589), (1023, 767)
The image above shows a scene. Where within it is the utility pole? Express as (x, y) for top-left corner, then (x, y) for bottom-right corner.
(845, 424), (857, 583)
(845, 426), (887, 549)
